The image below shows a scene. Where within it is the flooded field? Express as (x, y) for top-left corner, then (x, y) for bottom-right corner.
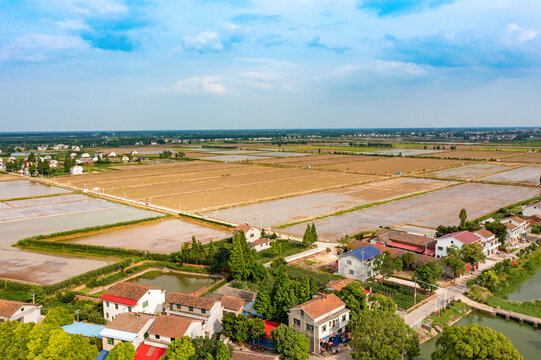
(0, 194), (118, 223)
(0, 180), (69, 200)
(209, 178), (454, 227)
(130, 271), (219, 295)
(282, 183), (539, 241)
(204, 154), (273, 162)
(67, 219), (230, 253)
(423, 163), (517, 180)
(253, 152), (312, 158)
(358, 149), (444, 156)
(479, 165), (541, 184)
(0, 249), (112, 284)
(424, 150), (519, 160)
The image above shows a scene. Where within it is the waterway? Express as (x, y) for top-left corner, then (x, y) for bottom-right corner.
(417, 312), (541, 360)
(505, 267), (541, 303)
(129, 271), (219, 295)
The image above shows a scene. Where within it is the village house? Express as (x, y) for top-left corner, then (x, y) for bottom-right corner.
(100, 312), (156, 351)
(337, 245), (381, 281)
(108, 152), (117, 157)
(0, 299), (43, 323)
(435, 231), (483, 258)
(145, 315), (204, 348)
(121, 155), (130, 163)
(233, 223), (261, 241)
(522, 202), (541, 217)
(131, 150), (138, 155)
(500, 216), (530, 246)
(71, 145), (81, 151)
(526, 214), (541, 226)
(220, 295), (246, 315)
(37, 145), (48, 151)
(369, 228), (436, 256)
(289, 293), (350, 354)
(48, 159), (58, 168)
(70, 165), (84, 175)
(69, 152), (77, 158)
(100, 282), (165, 321)
(164, 292), (223, 337)
(473, 229), (499, 256)
(248, 238), (272, 252)
(80, 153), (92, 163)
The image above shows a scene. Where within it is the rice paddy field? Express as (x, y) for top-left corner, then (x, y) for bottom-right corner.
(358, 149), (445, 156)
(479, 165), (541, 184)
(422, 163), (519, 180)
(0, 179), (70, 199)
(250, 154), (379, 167)
(207, 177), (455, 227)
(423, 150), (520, 160)
(204, 154), (274, 162)
(318, 157), (464, 175)
(282, 183), (540, 241)
(0, 174), (19, 181)
(505, 152), (541, 163)
(65, 218), (230, 254)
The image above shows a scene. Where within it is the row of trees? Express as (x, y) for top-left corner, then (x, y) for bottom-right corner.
(302, 223), (318, 245)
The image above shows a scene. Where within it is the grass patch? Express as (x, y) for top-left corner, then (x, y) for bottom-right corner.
(366, 281), (429, 311)
(429, 300), (470, 328)
(486, 296), (541, 318)
(284, 265), (342, 288)
(257, 240), (308, 264)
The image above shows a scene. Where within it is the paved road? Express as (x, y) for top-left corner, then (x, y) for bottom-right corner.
(403, 248), (524, 327)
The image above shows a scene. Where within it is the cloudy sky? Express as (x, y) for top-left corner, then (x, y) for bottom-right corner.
(1, 0), (540, 131)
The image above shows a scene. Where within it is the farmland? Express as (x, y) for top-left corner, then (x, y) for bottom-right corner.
(251, 154), (379, 167)
(505, 152), (541, 163)
(56, 161), (381, 211)
(479, 165), (541, 185)
(0, 179), (69, 200)
(423, 150), (520, 160)
(65, 218), (230, 254)
(204, 154), (274, 162)
(318, 157), (464, 175)
(207, 177), (455, 227)
(282, 183), (540, 241)
(422, 163), (519, 180)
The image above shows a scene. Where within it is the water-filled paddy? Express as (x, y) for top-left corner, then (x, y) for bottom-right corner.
(130, 271), (219, 295)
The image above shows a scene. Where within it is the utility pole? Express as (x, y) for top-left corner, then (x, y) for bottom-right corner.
(31, 292), (35, 304)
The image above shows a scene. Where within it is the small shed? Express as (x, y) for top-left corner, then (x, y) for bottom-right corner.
(62, 322), (106, 339)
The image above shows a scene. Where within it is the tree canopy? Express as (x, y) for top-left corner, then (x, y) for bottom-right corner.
(228, 231), (256, 280)
(163, 337), (196, 360)
(443, 246), (466, 281)
(460, 243), (486, 268)
(108, 342), (136, 360)
(338, 281), (368, 314)
(431, 325), (522, 360)
(42, 307), (74, 327)
(270, 324), (310, 360)
(414, 261), (443, 290)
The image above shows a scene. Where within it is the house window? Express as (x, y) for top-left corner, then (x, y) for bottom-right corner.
(115, 304), (118, 310)
(349, 270), (354, 275)
(107, 338), (114, 345)
(189, 307), (194, 312)
(155, 335), (160, 340)
(106, 302), (109, 307)
(342, 315), (346, 322)
(346, 260), (352, 265)
(176, 304), (181, 310)
(250, 233), (254, 237)
(106, 313), (109, 318)
(322, 325), (326, 332)
(143, 301), (149, 308)
(338, 328), (343, 333)
(201, 309), (206, 314)
(128, 307), (132, 312)
(300, 310), (304, 316)
(437, 246), (444, 251)
(306, 324), (313, 331)
(294, 319), (301, 326)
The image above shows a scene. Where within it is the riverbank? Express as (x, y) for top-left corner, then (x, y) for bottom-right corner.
(416, 300), (471, 344)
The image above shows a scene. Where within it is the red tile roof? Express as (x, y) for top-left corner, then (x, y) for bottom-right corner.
(107, 312), (155, 333)
(102, 282), (160, 303)
(526, 214), (541, 226)
(0, 299), (35, 318)
(220, 296), (246, 312)
(148, 315), (200, 339)
(387, 241), (425, 253)
(502, 222), (518, 230)
(507, 215), (528, 224)
(167, 292), (217, 310)
(234, 223), (253, 232)
(290, 293), (345, 319)
(326, 278), (355, 292)
(440, 231), (481, 245)
(251, 238), (272, 246)
(474, 229), (495, 239)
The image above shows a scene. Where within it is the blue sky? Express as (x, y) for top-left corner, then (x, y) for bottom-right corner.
(1, 0), (540, 130)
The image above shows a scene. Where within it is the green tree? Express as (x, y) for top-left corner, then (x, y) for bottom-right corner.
(249, 318), (266, 345)
(108, 342), (136, 360)
(310, 224), (318, 242)
(443, 246), (466, 282)
(270, 324), (310, 360)
(272, 266), (298, 322)
(369, 294), (396, 313)
(0, 321), (34, 360)
(338, 281), (367, 314)
(460, 243), (486, 269)
(27, 323), (58, 359)
(228, 232), (251, 280)
(215, 342), (230, 360)
(221, 313), (237, 339)
(43, 307), (74, 327)
(374, 252), (395, 281)
(484, 222), (507, 245)
(402, 252), (415, 270)
(163, 337), (196, 360)
(302, 224), (314, 245)
(191, 336), (228, 360)
(296, 276), (313, 303)
(349, 310), (419, 360)
(459, 208), (468, 227)
(431, 325), (522, 360)
(233, 315), (251, 343)
(414, 262), (442, 290)
(254, 281), (274, 318)
(35, 329), (99, 360)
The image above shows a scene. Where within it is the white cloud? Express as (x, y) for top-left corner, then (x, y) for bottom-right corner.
(238, 71), (292, 90)
(505, 23), (538, 44)
(56, 19), (90, 31)
(0, 34), (86, 62)
(73, 0), (127, 15)
(182, 31), (224, 53)
(156, 76), (229, 96)
(375, 60), (425, 76)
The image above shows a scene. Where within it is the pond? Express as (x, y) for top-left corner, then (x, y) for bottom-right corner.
(505, 267), (541, 303)
(129, 271), (219, 295)
(417, 312), (541, 360)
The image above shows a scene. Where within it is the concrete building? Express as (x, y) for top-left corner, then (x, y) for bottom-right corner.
(233, 223), (261, 241)
(69, 165), (83, 175)
(0, 299), (42, 323)
(435, 231), (483, 258)
(369, 228), (436, 256)
(164, 292), (223, 337)
(145, 315), (203, 348)
(100, 312), (155, 351)
(337, 245), (381, 281)
(522, 202), (541, 217)
(474, 229), (499, 256)
(248, 238), (272, 252)
(100, 282), (165, 321)
(220, 295), (246, 315)
(289, 294), (350, 354)
(500, 216), (530, 246)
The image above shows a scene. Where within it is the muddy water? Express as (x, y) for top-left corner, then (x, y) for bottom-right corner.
(129, 271), (219, 295)
(417, 312), (541, 360)
(505, 267), (541, 303)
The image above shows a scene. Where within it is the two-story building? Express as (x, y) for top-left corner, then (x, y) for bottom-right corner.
(100, 282), (165, 321)
(164, 292), (223, 337)
(435, 231), (483, 258)
(289, 294), (350, 354)
(233, 223), (261, 241)
(0, 299), (42, 323)
(100, 312), (155, 351)
(145, 315), (204, 348)
(337, 245), (381, 281)
(473, 229), (499, 256)
(500, 216), (530, 246)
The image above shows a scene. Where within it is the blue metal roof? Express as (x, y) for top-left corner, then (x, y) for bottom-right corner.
(62, 322), (106, 339)
(243, 301), (264, 318)
(95, 350), (109, 360)
(346, 245), (381, 262)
